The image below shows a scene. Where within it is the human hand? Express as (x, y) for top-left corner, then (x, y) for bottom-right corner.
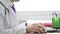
(26, 23), (45, 34)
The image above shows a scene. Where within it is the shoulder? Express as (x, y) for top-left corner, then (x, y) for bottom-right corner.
(0, 0), (5, 11)
(0, 2), (5, 15)
(0, 2), (5, 13)
(0, 3), (5, 10)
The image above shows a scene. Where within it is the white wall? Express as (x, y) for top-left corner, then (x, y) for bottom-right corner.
(17, 11), (60, 20)
(14, 0), (60, 20)
(14, 0), (60, 11)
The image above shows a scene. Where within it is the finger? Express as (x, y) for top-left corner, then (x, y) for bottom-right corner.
(34, 27), (44, 34)
(32, 23), (45, 31)
(36, 27), (44, 33)
(39, 26), (45, 31)
(35, 30), (41, 34)
(35, 24), (45, 31)
(38, 23), (45, 31)
(39, 29), (45, 34)
(38, 32), (41, 34)
(39, 28), (44, 33)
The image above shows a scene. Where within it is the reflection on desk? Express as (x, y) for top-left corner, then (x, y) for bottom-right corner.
(46, 33), (60, 34)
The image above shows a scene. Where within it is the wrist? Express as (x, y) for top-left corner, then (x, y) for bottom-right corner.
(26, 26), (29, 33)
(25, 23), (30, 33)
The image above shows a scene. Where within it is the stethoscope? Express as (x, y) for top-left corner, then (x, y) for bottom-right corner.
(0, 1), (11, 29)
(0, 1), (9, 15)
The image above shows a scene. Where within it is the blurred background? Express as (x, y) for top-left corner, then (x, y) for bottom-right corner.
(16, 11), (60, 20)
(14, 0), (60, 11)
(14, 0), (60, 20)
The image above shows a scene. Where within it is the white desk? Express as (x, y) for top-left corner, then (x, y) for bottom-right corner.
(27, 20), (52, 25)
(46, 33), (60, 34)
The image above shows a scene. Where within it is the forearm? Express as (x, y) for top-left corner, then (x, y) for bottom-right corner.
(0, 23), (26, 34)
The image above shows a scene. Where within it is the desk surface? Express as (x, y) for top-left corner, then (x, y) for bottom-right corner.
(46, 32), (60, 34)
(27, 33), (60, 34)
(27, 20), (52, 25)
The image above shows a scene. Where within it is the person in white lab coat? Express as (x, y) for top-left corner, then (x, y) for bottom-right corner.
(0, 0), (45, 34)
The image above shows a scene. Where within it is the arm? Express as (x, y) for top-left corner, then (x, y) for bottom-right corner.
(0, 4), (26, 34)
(0, 22), (26, 34)
(0, 12), (26, 34)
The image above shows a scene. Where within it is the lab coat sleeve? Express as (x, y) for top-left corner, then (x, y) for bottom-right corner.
(14, 23), (26, 34)
(0, 13), (26, 34)
(0, 4), (26, 34)
(0, 23), (26, 34)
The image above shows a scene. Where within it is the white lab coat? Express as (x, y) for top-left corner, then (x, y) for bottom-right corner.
(0, 0), (26, 34)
